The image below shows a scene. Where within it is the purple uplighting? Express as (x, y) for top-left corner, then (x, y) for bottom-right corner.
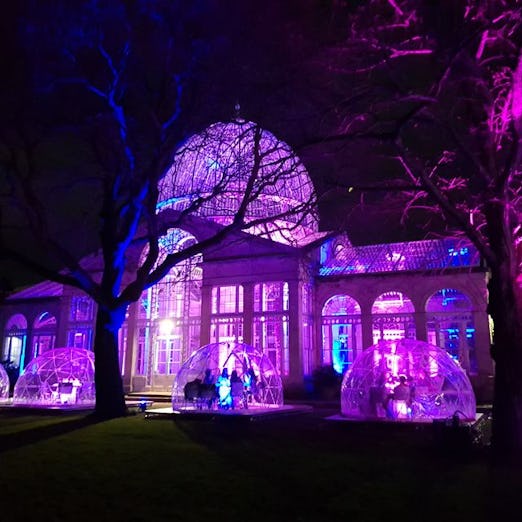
(341, 339), (476, 422)
(13, 347), (95, 407)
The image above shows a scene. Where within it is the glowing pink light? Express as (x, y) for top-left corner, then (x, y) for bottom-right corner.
(341, 339), (476, 421)
(13, 348), (95, 408)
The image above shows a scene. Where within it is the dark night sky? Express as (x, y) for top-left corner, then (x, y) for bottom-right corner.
(0, 1), (432, 291)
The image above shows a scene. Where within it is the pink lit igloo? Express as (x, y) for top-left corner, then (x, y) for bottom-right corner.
(0, 364), (9, 401)
(341, 339), (476, 421)
(172, 342), (283, 411)
(13, 348), (95, 407)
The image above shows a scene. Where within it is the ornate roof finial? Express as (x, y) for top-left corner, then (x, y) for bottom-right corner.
(233, 101), (242, 121)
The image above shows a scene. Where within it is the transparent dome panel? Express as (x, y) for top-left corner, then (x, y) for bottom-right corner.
(0, 364), (9, 401)
(341, 339), (476, 421)
(172, 342), (283, 411)
(158, 120), (318, 245)
(13, 348), (95, 407)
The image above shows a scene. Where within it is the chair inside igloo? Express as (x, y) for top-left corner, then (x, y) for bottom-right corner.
(341, 339), (476, 422)
(13, 347), (95, 407)
(172, 342), (283, 411)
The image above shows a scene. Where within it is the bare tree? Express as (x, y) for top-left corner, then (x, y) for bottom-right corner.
(308, 0), (522, 459)
(0, 2), (317, 418)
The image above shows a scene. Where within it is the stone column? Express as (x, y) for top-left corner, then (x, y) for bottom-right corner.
(414, 311), (428, 342)
(122, 301), (138, 393)
(200, 284), (212, 346)
(242, 283), (254, 345)
(287, 280), (303, 385)
(56, 295), (71, 348)
(360, 302), (374, 350)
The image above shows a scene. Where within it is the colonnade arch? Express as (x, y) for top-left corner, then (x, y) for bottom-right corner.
(319, 279), (484, 378)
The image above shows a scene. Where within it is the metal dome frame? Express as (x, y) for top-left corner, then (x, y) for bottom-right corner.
(172, 342), (284, 411)
(158, 120), (318, 245)
(13, 347), (95, 407)
(341, 339), (476, 422)
(0, 364), (9, 401)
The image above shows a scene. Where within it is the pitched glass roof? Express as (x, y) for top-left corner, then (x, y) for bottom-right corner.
(319, 239), (481, 276)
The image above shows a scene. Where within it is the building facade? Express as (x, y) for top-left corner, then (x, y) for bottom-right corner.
(0, 120), (494, 401)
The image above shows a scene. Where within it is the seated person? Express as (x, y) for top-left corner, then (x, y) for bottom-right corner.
(199, 369), (217, 409)
(184, 378), (202, 403)
(387, 375), (412, 419)
(216, 368), (232, 409)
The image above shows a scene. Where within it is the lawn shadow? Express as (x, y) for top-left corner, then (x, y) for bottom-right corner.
(0, 411), (105, 453)
(171, 407), (487, 469)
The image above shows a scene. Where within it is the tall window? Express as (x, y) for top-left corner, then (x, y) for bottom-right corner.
(302, 283), (314, 376)
(210, 285), (244, 344)
(136, 228), (202, 380)
(321, 295), (362, 374)
(426, 288), (476, 373)
(2, 314), (27, 373)
(32, 312), (57, 359)
(67, 295), (95, 350)
(372, 292), (416, 343)
(253, 282), (289, 376)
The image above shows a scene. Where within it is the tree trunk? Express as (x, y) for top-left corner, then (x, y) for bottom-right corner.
(488, 265), (522, 462)
(93, 305), (128, 419)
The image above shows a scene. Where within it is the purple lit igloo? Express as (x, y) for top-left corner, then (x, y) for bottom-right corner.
(172, 342), (283, 411)
(13, 348), (95, 407)
(0, 364), (9, 401)
(341, 339), (476, 421)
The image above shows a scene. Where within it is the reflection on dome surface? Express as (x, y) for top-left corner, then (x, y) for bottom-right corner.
(0, 364), (9, 401)
(341, 339), (476, 421)
(172, 342), (283, 411)
(13, 348), (95, 407)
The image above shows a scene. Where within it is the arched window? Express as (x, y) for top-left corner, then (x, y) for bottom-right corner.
(136, 228), (202, 382)
(2, 314), (27, 373)
(426, 288), (476, 373)
(253, 282), (289, 376)
(321, 295), (362, 374)
(32, 312), (57, 359)
(372, 292), (416, 343)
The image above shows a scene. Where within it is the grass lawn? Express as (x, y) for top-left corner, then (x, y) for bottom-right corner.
(0, 409), (520, 522)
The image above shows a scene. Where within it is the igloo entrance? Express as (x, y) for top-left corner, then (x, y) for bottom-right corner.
(13, 347), (95, 407)
(172, 342), (284, 411)
(341, 339), (476, 421)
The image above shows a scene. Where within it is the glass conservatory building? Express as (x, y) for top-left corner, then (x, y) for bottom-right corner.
(0, 119), (494, 402)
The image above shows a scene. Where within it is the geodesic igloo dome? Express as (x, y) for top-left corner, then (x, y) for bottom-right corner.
(0, 364), (9, 401)
(158, 119), (318, 246)
(341, 339), (476, 421)
(13, 348), (95, 407)
(172, 342), (283, 410)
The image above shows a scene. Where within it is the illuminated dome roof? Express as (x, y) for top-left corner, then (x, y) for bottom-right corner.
(13, 348), (95, 407)
(341, 339), (476, 421)
(172, 342), (283, 410)
(0, 364), (9, 400)
(158, 120), (318, 245)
